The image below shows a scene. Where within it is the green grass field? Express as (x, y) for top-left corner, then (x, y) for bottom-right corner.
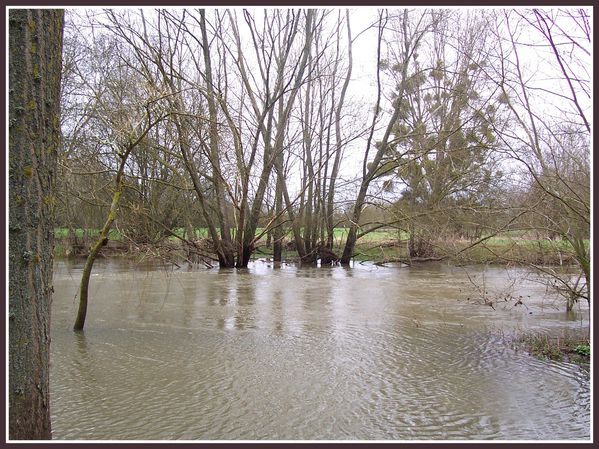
(54, 227), (587, 265)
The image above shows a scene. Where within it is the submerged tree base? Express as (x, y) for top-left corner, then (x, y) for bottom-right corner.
(53, 232), (584, 270)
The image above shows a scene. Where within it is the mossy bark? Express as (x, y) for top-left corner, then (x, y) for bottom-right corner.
(73, 190), (121, 331)
(8, 9), (64, 440)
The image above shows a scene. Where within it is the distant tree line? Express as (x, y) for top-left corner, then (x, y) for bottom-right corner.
(57, 7), (591, 324)
(57, 8), (589, 269)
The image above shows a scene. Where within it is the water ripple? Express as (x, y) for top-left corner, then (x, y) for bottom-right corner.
(50, 260), (590, 440)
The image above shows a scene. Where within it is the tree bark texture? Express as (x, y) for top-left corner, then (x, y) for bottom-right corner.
(8, 8), (64, 440)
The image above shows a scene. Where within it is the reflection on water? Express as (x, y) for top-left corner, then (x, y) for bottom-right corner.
(50, 259), (590, 440)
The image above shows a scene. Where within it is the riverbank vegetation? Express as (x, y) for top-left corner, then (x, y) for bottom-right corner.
(515, 330), (590, 365)
(54, 7), (589, 328)
(54, 226), (587, 268)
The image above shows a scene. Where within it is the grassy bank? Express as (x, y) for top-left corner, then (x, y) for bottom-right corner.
(514, 330), (590, 365)
(336, 236), (582, 266)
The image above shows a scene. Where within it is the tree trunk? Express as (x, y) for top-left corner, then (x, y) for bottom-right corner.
(73, 189), (121, 331)
(340, 219), (359, 265)
(8, 8), (64, 440)
(326, 10), (353, 250)
(340, 10), (417, 264)
(199, 10), (234, 255)
(273, 178), (283, 262)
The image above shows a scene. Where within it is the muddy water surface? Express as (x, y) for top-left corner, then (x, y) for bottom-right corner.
(50, 259), (590, 440)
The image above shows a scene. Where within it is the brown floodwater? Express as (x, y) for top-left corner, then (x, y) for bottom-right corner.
(49, 259), (590, 440)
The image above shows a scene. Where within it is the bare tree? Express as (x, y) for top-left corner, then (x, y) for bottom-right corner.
(66, 27), (171, 330)
(341, 9), (439, 264)
(96, 9), (318, 267)
(224, 8), (316, 265)
(486, 8), (591, 309)
(295, 9), (356, 262)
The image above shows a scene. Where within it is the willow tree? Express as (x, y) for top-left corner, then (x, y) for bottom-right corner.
(295, 9), (356, 262)
(8, 8), (64, 440)
(99, 8), (317, 267)
(221, 9), (317, 265)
